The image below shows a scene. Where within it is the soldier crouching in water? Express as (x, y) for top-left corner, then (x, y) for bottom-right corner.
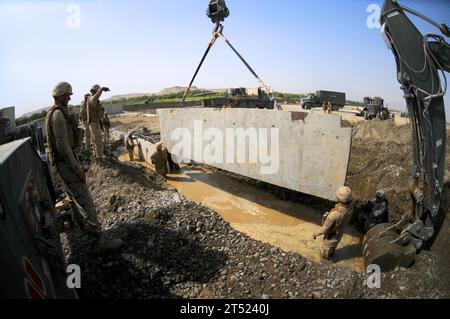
(151, 142), (168, 178)
(46, 82), (124, 252)
(313, 186), (353, 260)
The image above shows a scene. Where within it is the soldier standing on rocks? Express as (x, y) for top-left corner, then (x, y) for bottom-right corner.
(88, 84), (109, 164)
(313, 186), (353, 260)
(102, 111), (111, 145)
(80, 93), (91, 149)
(46, 81), (124, 252)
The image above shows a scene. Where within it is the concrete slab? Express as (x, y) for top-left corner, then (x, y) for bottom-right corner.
(103, 104), (124, 115)
(158, 108), (352, 201)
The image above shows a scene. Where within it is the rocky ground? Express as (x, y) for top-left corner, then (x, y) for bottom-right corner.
(62, 137), (450, 299)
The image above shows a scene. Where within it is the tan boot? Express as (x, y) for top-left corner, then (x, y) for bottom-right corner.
(96, 237), (125, 253)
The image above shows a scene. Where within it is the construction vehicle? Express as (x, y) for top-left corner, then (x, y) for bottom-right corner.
(0, 138), (78, 298)
(0, 107), (77, 298)
(180, 0), (276, 109)
(300, 90), (346, 110)
(363, 0), (449, 271)
(0, 107), (17, 145)
(358, 96), (390, 120)
(202, 87), (275, 109)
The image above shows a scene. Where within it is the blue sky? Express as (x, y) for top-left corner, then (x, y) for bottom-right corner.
(0, 0), (449, 117)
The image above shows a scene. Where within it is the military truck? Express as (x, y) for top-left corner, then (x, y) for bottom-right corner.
(360, 96), (390, 120)
(202, 87), (275, 109)
(0, 106), (17, 145)
(1, 106), (77, 298)
(300, 90), (346, 110)
(0, 138), (78, 298)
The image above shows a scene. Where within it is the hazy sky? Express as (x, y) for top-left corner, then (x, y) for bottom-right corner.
(0, 0), (449, 117)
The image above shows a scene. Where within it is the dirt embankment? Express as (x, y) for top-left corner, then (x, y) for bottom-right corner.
(345, 119), (450, 223)
(346, 120), (415, 222)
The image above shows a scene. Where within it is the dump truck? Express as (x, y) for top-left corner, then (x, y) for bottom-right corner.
(202, 87), (275, 109)
(301, 90), (346, 110)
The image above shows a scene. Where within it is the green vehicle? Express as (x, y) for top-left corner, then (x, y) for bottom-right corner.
(360, 97), (390, 120)
(0, 138), (77, 299)
(202, 87), (275, 109)
(301, 90), (346, 110)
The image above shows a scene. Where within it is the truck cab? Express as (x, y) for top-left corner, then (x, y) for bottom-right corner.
(362, 97), (390, 120)
(300, 93), (317, 109)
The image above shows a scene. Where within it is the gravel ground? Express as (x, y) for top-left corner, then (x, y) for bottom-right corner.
(61, 143), (449, 299)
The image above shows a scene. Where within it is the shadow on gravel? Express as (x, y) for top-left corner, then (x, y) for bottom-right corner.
(66, 218), (228, 299)
(331, 243), (362, 263)
(100, 159), (166, 191)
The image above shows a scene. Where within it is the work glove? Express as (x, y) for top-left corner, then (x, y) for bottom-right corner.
(102, 87), (110, 92)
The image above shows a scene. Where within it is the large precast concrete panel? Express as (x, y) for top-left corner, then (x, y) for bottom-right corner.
(158, 108), (352, 201)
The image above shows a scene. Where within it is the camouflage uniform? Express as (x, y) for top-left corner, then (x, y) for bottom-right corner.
(80, 94), (91, 148)
(47, 82), (124, 252)
(102, 112), (111, 145)
(322, 103), (327, 114)
(151, 142), (168, 177)
(87, 85), (106, 162)
(314, 186), (353, 260)
(327, 102), (332, 114)
(125, 134), (137, 161)
(46, 88), (100, 234)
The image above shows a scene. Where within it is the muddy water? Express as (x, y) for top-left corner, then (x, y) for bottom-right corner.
(119, 153), (364, 272)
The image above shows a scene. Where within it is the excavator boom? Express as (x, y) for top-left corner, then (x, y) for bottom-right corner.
(363, 0), (449, 270)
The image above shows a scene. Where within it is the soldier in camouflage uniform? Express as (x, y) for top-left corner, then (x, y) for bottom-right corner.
(327, 101), (333, 114)
(46, 82), (124, 252)
(125, 133), (137, 161)
(102, 111), (111, 145)
(151, 142), (168, 177)
(79, 93), (91, 149)
(313, 186), (353, 260)
(87, 84), (109, 164)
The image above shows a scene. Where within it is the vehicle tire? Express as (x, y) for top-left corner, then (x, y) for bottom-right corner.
(364, 111), (369, 120)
